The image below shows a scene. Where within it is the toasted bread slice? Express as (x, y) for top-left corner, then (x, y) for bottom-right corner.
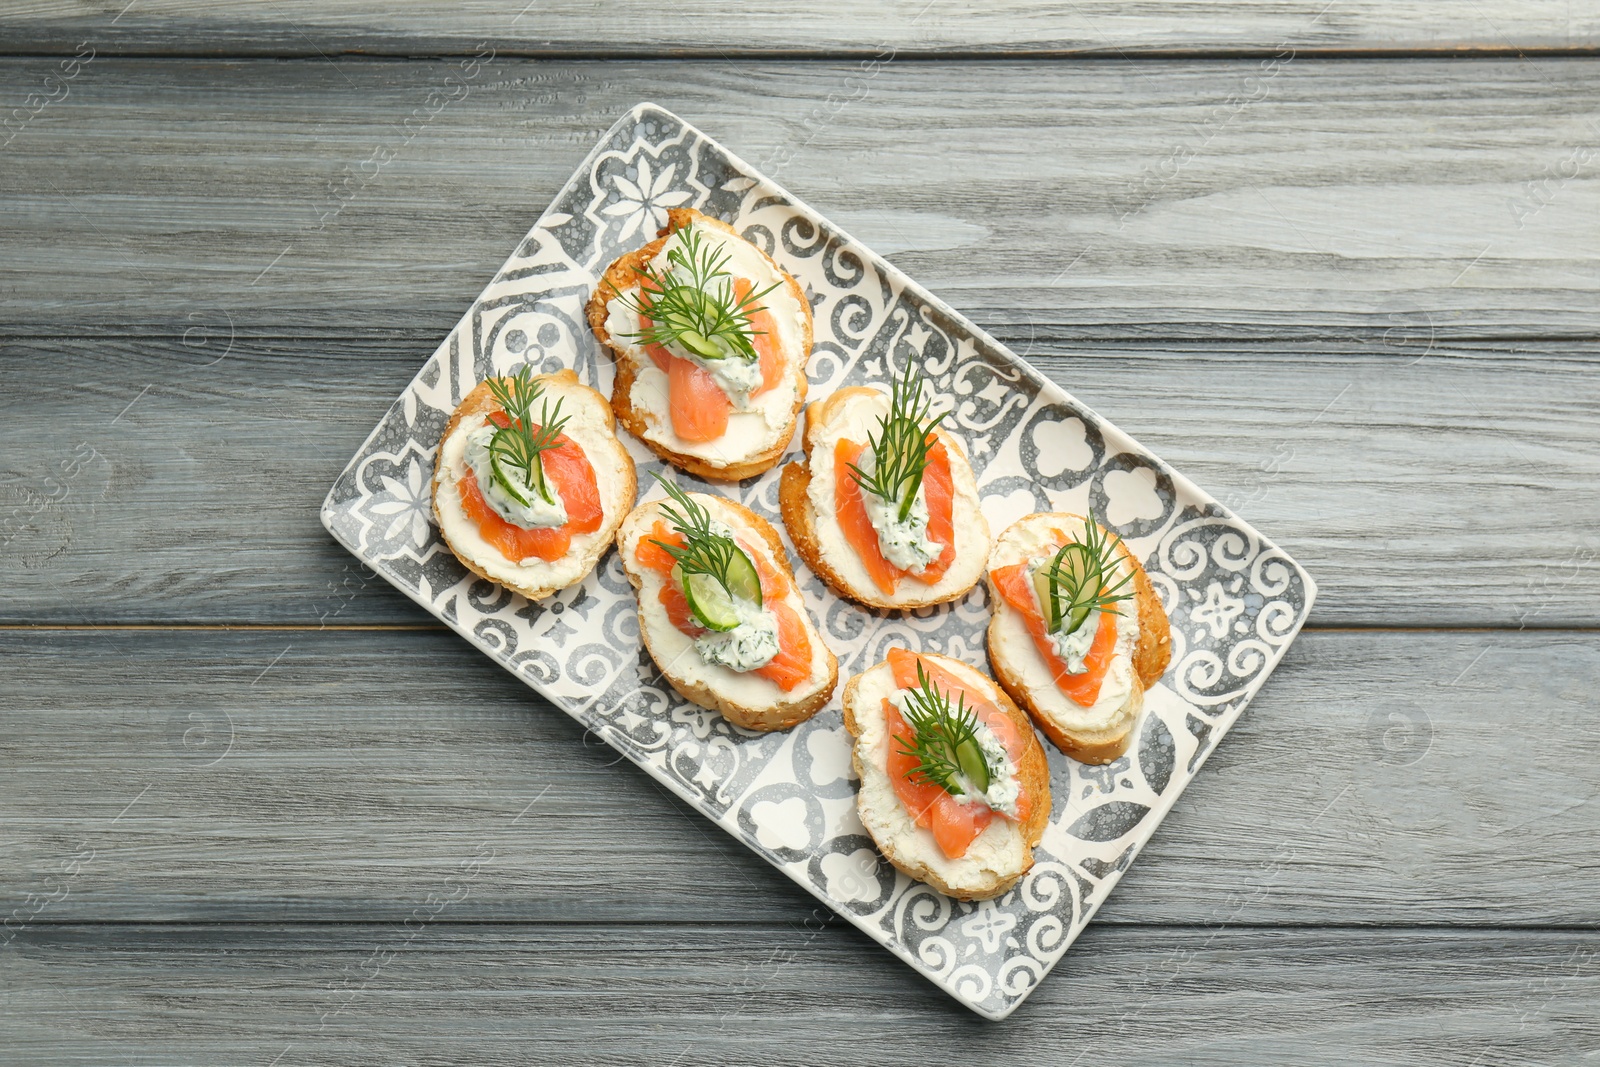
(586, 207), (812, 482)
(842, 651), (1051, 900)
(985, 512), (1171, 764)
(779, 387), (989, 610)
(617, 491), (837, 732)
(432, 370), (636, 602)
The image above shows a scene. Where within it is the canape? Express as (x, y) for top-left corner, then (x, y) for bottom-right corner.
(587, 207), (812, 482)
(432, 368), (636, 600)
(842, 648), (1051, 900)
(986, 512), (1172, 764)
(618, 480), (837, 731)
(779, 364), (989, 610)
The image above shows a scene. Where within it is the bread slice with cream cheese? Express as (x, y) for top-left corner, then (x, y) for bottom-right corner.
(985, 512), (1171, 764)
(779, 386), (989, 610)
(842, 651), (1051, 900)
(617, 490), (837, 732)
(431, 370), (636, 601)
(586, 208), (812, 482)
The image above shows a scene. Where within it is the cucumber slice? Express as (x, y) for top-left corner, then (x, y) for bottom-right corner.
(684, 572), (740, 632)
(954, 735), (991, 795)
(720, 545), (762, 608)
(1031, 557), (1058, 632)
(680, 543), (763, 633)
(489, 427), (554, 506)
(677, 329), (724, 361)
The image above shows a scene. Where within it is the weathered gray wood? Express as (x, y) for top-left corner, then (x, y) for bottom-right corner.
(3, 1), (1597, 56)
(3, 337), (1596, 627)
(3, 628), (1596, 926)
(6, 923), (1597, 1063)
(3, 59), (1599, 340)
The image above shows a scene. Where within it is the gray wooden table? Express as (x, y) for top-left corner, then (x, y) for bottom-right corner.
(4, 4), (1598, 1062)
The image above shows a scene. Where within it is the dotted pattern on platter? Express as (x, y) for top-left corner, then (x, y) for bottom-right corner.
(321, 103), (1315, 1020)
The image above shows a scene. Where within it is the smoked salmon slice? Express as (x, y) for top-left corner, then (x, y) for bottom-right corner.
(991, 561), (1117, 707)
(884, 698), (992, 859)
(458, 417), (603, 564)
(916, 440), (956, 584)
(636, 286), (740, 443)
(734, 277), (783, 397)
(834, 439), (956, 595)
(835, 438), (901, 596)
(886, 647), (1033, 826)
(634, 520), (812, 692)
(459, 468), (571, 563)
(666, 357), (731, 442)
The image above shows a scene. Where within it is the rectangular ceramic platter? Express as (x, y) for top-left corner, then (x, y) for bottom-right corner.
(321, 103), (1316, 1020)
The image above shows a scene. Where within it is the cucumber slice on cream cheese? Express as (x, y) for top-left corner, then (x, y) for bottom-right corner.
(681, 543), (763, 632)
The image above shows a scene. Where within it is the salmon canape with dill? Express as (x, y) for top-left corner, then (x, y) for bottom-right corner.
(986, 512), (1172, 765)
(779, 363), (989, 610)
(842, 648), (1051, 900)
(618, 478), (837, 732)
(586, 207), (813, 482)
(432, 368), (637, 601)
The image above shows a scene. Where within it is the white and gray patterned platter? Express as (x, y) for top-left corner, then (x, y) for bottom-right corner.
(321, 103), (1316, 1020)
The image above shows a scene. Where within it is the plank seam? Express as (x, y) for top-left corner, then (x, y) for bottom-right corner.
(1, 48), (1598, 61)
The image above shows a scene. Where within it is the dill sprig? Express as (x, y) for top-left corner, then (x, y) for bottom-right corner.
(848, 362), (945, 523)
(649, 475), (754, 597)
(894, 663), (995, 798)
(1041, 509), (1137, 636)
(613, 225), (779, 363)
(484, 366), (570, 503)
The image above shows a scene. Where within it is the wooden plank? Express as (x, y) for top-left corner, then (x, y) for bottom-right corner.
(3, 58), (1599, 340)
(3, 1), (1597, 56)
(3, 337), (1596, 627)
(5, 923), (1597, 1061)
(3, 628), (1596, 926)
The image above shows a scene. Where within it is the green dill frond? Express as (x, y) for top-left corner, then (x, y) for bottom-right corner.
(893, 662), (995, 797)
(848, 361), (946, 523)
(483, 366), (570, 498)
(612, 225), (779, 363)
(649, 475), (748, 589)
(1042, 509), (1137, 636)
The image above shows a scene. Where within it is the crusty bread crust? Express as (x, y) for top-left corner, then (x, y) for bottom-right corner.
(841, 652), (1051, 900)
(985, 514), (1172, 765)
(585, 207), (812, 482)
(617, 493), (838, 732)
(431, 370), (636, 602)
(780, 387), (987, 610)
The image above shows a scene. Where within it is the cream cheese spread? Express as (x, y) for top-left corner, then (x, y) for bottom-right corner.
(853, 447), (942, 572)
(1044, 599), (1100, 675)
(693, 597), (780, 672)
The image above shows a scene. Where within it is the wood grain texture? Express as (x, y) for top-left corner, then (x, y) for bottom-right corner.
(3, 337), (1596, 627)
(2, 628), (1596, 926)
(6, 924), (1597, 1064)
(3, 1), (1598, 56)
(3, 59), (1599, 340)
(2, 14), (1594, 1052)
